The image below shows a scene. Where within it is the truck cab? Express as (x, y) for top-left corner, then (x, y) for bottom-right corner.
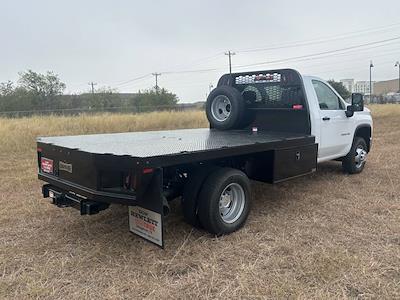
(210, 69), (372, 172)
(302, 75), (372, 163)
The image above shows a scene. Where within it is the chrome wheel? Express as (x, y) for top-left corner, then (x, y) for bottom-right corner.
(219, 183), (245, 224)
(355, 145), (367, 168)
(211, 95), (231, 122)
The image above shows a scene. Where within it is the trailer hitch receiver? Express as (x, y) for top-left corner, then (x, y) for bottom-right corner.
(42, 184), (109, 215)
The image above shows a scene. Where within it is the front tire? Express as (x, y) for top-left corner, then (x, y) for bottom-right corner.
(197, 168), (251, 235)
(342, 137), (368, 174)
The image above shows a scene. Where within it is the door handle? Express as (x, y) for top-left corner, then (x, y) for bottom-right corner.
(322, 117), (330, 121)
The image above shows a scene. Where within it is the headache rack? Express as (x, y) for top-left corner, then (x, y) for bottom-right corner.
(217, 68), (306, 109)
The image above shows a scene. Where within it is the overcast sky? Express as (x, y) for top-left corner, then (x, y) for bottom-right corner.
(1, 0), (400, 102)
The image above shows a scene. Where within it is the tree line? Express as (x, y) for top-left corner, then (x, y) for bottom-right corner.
(0, 70), (356, 114)
(0, 70), (178, 113)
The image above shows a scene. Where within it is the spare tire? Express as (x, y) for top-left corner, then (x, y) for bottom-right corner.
(206, 86), (245, 130)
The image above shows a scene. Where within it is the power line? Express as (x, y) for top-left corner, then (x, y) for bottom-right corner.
(158, 37), (400, 77)
(93, 40), (400, 94)
(293, 47), (400, 72)
(91, 23), (400, 90)
(304, 59), (397, 77)
(162, 42), (399, 78)
(156, 22), (400, 75)
(237, 21), (400, 54)
(162, 67), (219, 75)
(68, 21), (400, 92)
(253, 41), (400, 72)
(64, 24), (400, 95)
(163, 51), (225, 72)
(119, 37), (400, 88)
(113, 73), (152, 87)
(234, 36), (400, 70)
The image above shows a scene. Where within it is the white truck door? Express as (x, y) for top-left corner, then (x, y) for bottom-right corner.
(311, 79), (354, 159)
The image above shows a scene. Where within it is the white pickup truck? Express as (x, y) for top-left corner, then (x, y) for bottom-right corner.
(207, 70), (373, 170)
(38, 69), (372, 247)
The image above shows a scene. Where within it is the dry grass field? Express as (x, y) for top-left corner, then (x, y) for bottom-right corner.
(0, 107), (399, 299)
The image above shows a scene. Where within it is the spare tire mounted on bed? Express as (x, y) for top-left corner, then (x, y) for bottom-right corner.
(206, 86), (245, 130)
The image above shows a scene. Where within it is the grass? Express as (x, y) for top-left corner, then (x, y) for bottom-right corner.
(0, 106), (399, 299)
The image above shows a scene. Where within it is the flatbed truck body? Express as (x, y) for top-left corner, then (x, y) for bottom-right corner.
(37, 69), (372, 247)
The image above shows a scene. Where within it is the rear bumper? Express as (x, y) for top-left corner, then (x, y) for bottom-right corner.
(43, 184), (110, 215)
(39, 173), (137, 205)
(39, 168), (166, 247)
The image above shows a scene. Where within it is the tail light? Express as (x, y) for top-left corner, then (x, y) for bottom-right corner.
(124, 173), (137, 190)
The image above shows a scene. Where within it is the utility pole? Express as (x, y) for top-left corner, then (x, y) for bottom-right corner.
(369, 61), (374, 100)
(395, 61), (400, 93)
(88, 82), (97, 95)
(88, 82), (97, 106)
(225, 51), (236, 74)
(152, 73), (161, 93)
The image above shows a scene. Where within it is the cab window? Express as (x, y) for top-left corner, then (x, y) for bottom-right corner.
(312, 80), (344, 110)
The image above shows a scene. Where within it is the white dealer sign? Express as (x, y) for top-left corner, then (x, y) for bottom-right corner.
(129, 206), (163, 247)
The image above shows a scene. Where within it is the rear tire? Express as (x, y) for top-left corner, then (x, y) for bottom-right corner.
(342, 137), (368, 174)
(197, 168), (251, 235)
(206, 86), (245, 130)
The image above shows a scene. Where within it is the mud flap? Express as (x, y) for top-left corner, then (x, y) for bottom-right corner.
(128, 168), (164, 248)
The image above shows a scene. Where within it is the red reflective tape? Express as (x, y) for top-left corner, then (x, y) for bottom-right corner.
(143, 168), (154, 174)
(292, 104), (303, 110)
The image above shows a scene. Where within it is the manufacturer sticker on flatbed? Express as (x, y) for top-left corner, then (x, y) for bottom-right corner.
(59, 161), (72, 173)
(41, 157), (54, 174)
(129, 206), (163, 247)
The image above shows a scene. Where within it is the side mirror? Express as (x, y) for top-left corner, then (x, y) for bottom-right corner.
(346, 93), (364, 118)
(351, 93), (364, 111)
(345, 106), (354, 117)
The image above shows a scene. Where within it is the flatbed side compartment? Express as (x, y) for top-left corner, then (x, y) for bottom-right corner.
(245, 143), (318, 183)
(273, 143), (318, 182)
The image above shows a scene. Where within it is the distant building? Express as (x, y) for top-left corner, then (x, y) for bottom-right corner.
(354, 81), (374, 95)
(339, 79), (374, 95)
(340, 79), (354, 93)
(374, 78), (399, 95)
(340, 78), (400, 96)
